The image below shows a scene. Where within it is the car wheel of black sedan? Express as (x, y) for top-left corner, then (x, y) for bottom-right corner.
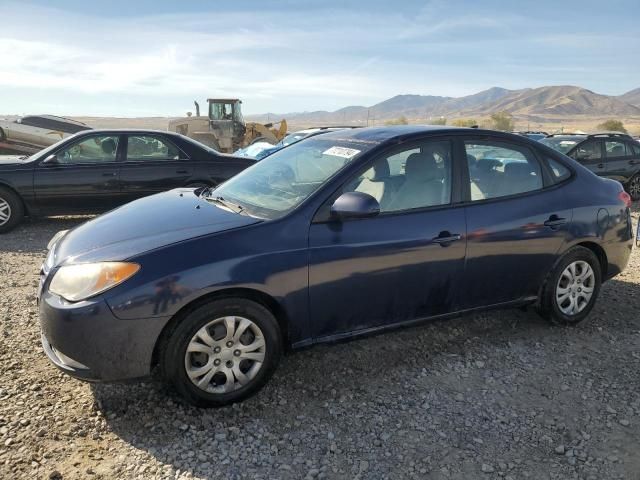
(160, 298), (282, 407)
(627, 175), (640, 201)
(538, 247), (601, 325)
(0, 186), (24, 233)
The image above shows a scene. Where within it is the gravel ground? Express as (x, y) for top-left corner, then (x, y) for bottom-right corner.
(1, 212), (639, 480)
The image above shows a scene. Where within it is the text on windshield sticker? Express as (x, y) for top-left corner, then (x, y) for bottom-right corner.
(323, 146), (361, 159)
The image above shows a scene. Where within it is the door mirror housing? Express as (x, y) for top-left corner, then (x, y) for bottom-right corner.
(330, 191), (380, 220)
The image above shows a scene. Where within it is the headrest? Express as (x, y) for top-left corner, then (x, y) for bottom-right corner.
(101, 138), (117, 155)
(363, 159), (390, 181)
(405, 152), (438, 180)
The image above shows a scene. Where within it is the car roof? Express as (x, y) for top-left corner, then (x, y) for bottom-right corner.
(315, 125), (519, 144)
(74, 128), (181, 136)
(545, 132), (632, 140)
(22, 115), (89, 126)
(544, 134), (587, 138)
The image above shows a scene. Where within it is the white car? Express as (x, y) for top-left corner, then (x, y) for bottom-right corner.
(0, 115), (91, 154)
(234, 127), (355, 160)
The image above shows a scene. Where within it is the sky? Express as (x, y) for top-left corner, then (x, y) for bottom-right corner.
(0, 0), (638, 116)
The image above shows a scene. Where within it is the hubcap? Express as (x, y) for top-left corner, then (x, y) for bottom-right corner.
(0, 197), (11, 226)
(184, 316), (266, 394)
(556, 261), (595, 316)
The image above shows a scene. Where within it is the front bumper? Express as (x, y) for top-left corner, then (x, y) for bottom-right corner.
(38, 290), (171, 382)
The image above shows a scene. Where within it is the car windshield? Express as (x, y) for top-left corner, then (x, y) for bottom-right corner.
(281, 132), (311, 146)
(540, 136), (584, 154)
(24, 135), (76, 162)
(205, 137), (373, 219)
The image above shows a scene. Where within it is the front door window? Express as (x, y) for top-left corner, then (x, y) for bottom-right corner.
(56, 135), (120, 164)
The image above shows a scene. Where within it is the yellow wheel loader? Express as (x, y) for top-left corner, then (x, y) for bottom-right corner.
(168, 99), (287, 153)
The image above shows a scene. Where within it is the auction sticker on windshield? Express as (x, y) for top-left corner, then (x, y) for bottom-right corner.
(323, 146), (361, 159)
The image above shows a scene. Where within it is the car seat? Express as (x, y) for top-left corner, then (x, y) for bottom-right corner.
(386, 153), (444, 210)
(101, 138), (117, 157)
(355, 159), (395, 209)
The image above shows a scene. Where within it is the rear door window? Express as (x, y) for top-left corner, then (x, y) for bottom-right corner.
(605, 140), (630, 158)
(126, 135), (182, 161)
(465, 140), (543, 200)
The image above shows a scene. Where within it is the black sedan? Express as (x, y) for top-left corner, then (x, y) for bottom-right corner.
(0, 129), (255, 232)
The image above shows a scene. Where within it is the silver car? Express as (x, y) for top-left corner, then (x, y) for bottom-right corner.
(0, 115), (91, 154)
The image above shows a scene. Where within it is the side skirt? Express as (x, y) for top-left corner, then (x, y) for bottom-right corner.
(291, 296), (538, 350)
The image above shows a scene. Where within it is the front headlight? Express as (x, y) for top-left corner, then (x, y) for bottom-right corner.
(49, 262), (140, 302)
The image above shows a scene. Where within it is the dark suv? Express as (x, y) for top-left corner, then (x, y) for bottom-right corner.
(541, 132), (640, 199)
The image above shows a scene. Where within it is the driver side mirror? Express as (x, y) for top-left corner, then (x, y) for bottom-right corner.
(330, 191), (380, 220)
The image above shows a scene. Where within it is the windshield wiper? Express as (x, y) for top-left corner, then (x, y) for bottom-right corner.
(206, 195), (246, 214)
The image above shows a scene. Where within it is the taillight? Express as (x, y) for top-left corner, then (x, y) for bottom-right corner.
(618, 191), (632, 208)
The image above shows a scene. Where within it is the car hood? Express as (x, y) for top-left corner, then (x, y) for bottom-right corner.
(52, 188), (262, 265)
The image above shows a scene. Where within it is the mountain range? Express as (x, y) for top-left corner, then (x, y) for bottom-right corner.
(247, 85), (640, 125)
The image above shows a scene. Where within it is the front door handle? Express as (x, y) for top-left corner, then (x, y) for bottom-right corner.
(102, 172), (117, 177)
(597, 163), (605, 169)
(629, 160), (637, 166)
(544, 215), (567, 229)
(176, 169), (189, 174)
(432, 231), (461, 246)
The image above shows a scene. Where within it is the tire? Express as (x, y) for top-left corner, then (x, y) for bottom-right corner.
(537, 246), (601, 325)
(626, 174), (640, 201)
(0, 186), (24, 233)
(250, 136), (273, 145)
(159, 298), (282, 407)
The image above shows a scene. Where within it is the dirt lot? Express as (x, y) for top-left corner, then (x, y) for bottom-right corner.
(1, 211), (639, 480)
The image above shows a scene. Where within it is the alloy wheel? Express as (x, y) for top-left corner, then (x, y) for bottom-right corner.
(555, 260), (595, 315)
(184, 316), (266, 394)
(0, 197), (11, 226)
(629, 176), (640, 200)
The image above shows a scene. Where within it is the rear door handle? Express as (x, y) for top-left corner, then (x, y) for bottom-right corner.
(597, 163), (605, 169)
(629, 160), (637, 166)
(176, 169), (189, 174)
(544, 215), (567, 229)
(432, 232), (461, 246)
(102, 172), (117, 177)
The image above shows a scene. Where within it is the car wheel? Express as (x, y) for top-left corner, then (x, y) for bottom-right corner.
(0, 186), (24, 233)
(626, 175), (640, 201)
(537, 246), (601, 325)
(160, 298), (282, 407)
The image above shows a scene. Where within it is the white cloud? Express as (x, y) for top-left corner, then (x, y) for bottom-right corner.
(0, 1), (638, 115)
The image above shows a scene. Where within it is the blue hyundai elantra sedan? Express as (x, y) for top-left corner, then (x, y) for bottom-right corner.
(38, 126), (633, 407)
